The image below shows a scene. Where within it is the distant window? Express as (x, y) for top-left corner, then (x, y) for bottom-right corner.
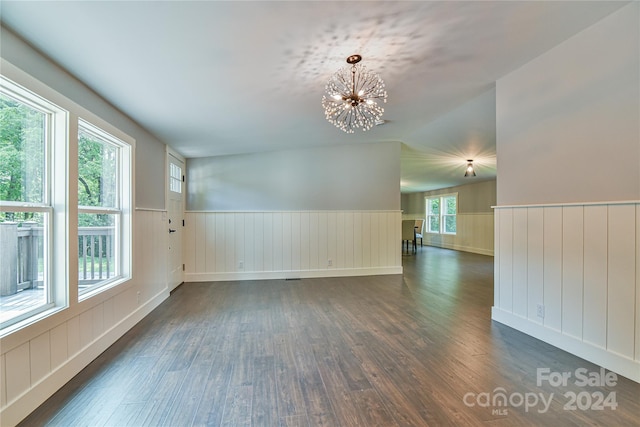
(77, 119), (131, 298)
(426, 197), (440, 233)
(425, 194), (457, 235)
(169, 161), (182, 193)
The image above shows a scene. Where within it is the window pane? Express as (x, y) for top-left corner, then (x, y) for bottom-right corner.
(78, 213), (118, 294)
(444, 196), (457, 214)
(429, 215), (440, 233)
(428, 198), (440, 215)
(170, 162), (182, 193)
(78, 128), (118, 208)
(444, 215), (457, 233)
(0, 93), (46, 204)
(0, 212), (49, 326)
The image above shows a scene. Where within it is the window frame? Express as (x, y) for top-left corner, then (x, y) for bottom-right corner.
(425, 193), (458, 235)
(441, 194), (458, 235)
(426, 197), (440, 234)
(169, 161), (182, 194)
(0, 62), (135, 335)
(76, 118), (133, 301)
(0, 75), (69, 331)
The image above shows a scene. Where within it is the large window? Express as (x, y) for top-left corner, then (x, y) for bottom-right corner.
(426, 194), (457, 235)
(0, 70), (133, 332)
(0, 76), (67, 329)
(77, 120), (131, 298)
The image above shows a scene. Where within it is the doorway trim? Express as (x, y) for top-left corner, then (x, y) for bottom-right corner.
(166, 146), (186, 291)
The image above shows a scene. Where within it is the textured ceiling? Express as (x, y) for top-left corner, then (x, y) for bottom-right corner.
(0, 1), (628, 192)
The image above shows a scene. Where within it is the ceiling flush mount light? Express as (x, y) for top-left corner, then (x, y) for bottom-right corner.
(464, 159), (476, 177)
(322, 54), (387, 133)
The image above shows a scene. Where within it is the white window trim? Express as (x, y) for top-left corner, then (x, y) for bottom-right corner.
(77, 118), (133, 301)
(0, 75), (69, 331)
(0, 59), (135, 335)
(425, 193), (458, 235)
(166, 147), (185, 202)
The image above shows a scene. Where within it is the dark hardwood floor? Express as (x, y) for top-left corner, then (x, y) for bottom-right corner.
(19, 247), (640, 426)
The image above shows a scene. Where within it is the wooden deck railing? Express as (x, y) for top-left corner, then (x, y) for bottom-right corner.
(17, 222), (43, 292)
(0, 222), (115, 296)
(78, 226), (116, 285)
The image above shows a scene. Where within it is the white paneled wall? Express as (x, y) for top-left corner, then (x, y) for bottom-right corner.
(0, 209), (170, 426)
(492, 203), (640, 382)
(184, 211), (403, 281)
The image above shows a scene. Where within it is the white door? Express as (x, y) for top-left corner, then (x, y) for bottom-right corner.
(167, 153), (184, 291)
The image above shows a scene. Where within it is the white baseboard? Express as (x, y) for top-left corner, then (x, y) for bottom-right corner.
(492, 307), (640, 383)
(423, 242), (494, 256)
(1, 289), (170, 427)
(185, 266), (403, 282)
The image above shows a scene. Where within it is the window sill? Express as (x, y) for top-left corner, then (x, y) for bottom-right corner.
(0, 304), (65, 339)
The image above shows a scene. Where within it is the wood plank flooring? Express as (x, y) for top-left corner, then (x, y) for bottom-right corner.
(18, 247), (640, 426)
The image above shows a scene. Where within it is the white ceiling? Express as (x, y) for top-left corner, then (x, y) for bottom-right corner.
(0, 1), (628, 192)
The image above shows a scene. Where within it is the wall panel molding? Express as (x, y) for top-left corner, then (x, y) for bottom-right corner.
(184, 210), (403, 281)
(1, 210), (171, 425)
(492, 308), (640, 383)
(493, 203), (639, 382)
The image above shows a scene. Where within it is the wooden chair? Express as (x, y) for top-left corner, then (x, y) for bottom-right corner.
(414, 219), (424, 248)
(402, 220), (416, 254)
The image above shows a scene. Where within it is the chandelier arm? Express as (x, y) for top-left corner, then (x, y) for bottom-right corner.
(338, 80), (352, 99)
(359, 71), (371, 97)
(363, 79), (384, 95)
(361, 88), (376, 99)
(359, 107), (371, 124)
(353, 106), (364, 128)
(349, 110), (357, 130)
(342, 107), (353, 129)
(360, 70), (372, 86)
(337, 108), (350, 126)
(359, 71), (372, 84)
(336, 72), (350, 90)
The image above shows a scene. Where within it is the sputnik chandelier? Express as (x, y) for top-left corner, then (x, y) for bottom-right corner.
(322, 54), (387, 133)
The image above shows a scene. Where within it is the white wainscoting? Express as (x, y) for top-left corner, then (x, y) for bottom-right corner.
(492, 202), (640, 382)
(184, 211), (403, 281)
(403, 213), (494, 256)
(0, 209), (170, 426)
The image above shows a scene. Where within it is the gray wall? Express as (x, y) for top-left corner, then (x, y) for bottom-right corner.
(496, 3), (639, 205)
(187, 141), (401, 211)
(401, 179), (496, 215)
(0, 26), (168, 210)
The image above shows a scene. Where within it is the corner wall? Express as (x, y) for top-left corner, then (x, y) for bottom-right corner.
(493, 3), (640, 382)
